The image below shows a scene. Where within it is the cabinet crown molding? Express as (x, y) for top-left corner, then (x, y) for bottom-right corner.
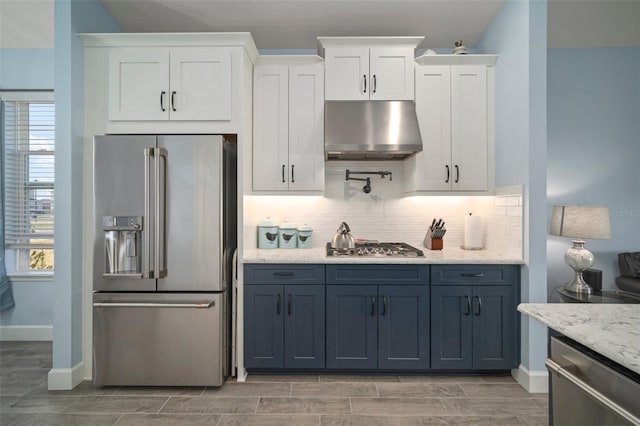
(79, 32), (259, 63)
(317, 36), (425, 56)
(415, 54), (498, 66)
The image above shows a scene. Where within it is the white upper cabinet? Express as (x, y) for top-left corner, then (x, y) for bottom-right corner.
(319, 37), (423, 101)
(109, 47), (232, 121)
(405, 55), (496, 193)
(253, 58), (324, 192)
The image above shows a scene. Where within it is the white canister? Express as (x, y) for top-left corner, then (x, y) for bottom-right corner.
(257, 218), (279, 249)
(297, 224), (313, 249)
(278, 222), (298, 249)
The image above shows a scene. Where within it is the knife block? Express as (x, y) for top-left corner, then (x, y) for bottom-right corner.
(423, 229), (443, 250)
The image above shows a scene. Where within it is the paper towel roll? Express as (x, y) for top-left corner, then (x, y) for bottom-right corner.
(464, 215), (482, 249)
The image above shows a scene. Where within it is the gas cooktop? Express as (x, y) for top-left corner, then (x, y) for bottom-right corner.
(326, 242), (425, 257)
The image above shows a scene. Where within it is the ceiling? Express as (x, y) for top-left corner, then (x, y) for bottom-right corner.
(99, 0), (640, 51)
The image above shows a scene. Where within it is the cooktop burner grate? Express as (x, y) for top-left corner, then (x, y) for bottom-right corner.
(326, 242), (424, 257)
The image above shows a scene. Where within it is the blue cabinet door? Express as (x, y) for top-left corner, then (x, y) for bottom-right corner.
(284, 285), (325, 368)
(326, 285), (377, 369)
(431, 285), (473, 369)
(472, 285), (516, 369)
(244, 285), (284, 368)
(378, 286), (430, 369)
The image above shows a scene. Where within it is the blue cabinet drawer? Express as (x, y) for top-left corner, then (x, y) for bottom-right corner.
(326, 265), (429, 285)
(244, 264), (325, 285)
(431, 265), (518, 286)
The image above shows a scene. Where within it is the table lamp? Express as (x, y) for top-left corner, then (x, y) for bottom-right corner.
(550, 205), (611, 295)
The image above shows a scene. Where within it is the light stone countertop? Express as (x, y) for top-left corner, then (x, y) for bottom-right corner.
(242, 244), (523, 264)
(518, 303), (640, 375)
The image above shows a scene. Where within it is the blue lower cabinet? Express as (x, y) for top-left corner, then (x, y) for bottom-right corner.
(244, 284), (284, 368)
(245, 284), (325, 369)
(431, 284), (517, 370)
(284, 285), (325, 368)
(472, 285), (516, 369)
(327, 285), (430, 369)
(326, 285), (378, 369)
(378, 286), (430, 369)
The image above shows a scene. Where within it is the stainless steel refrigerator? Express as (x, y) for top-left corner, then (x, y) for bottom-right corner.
(92, 135), (236, 387)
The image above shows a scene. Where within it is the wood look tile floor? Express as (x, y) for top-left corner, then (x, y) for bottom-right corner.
(0, 341), (549, 425)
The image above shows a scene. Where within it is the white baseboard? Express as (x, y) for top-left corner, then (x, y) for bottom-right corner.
(512, 364), (549, 393)
(0, 325), (53, 341)
(48, 361), (85, 390)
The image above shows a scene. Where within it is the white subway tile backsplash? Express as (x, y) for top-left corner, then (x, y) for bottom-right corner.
(244, 165), (523, 259)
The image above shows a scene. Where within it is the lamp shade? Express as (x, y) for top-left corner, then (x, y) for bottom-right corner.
(550, 205), (611, 239)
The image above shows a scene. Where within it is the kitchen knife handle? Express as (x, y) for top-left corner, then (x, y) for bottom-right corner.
(276, 294), (281, 315)
(382, 296), (387, 316)
(291, 164), (295, 183)
(372, 75), (377, 93)
(288, 294), (292, 315)
(160, 91), (166, 112)
(455, 165), (460, 183)
(475, 295), (482, 316)
(171, 91), (176, 112)
(370, 296), (375, 316)
(282, 164), (285, 183)
(464, 295), (471, 316)
(445, 165), (450, 183)
(363, 75), (367, 93)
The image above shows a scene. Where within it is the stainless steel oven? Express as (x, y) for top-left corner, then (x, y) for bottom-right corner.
(547, 336), (640, 425)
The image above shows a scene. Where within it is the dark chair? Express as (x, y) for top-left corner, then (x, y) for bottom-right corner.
(615, 252), (640, 295)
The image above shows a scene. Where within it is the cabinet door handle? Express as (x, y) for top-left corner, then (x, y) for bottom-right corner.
(445, 165), (450, 183)
(282, 164), (286, 183)
(363, 74), (367, 93)
(372, 75), (377, 93)
(291, 164), (295, 183)
(462, 273), (484, 278)
(160, 91), (166, 112)
(464, 295), (471, 316)
(475, 295), (482, 316)
(276, 294), (281, 315)
(171, 91), (176, 112)
(273, 271), (294, 278)
(287, 294), (292, 315)
(382, 296), (387, 316)
(455, 165), (460, 183)
(370, 296), (375, 316)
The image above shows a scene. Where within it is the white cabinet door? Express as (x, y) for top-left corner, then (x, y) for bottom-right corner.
(412, 65), (452, 191)
(451, 65), (488, 191)
(253, 65), (290, 191)
(288, 63), (325, 191)
(109, 48), (169, 121)
(169, 48), (232, 121)
(370, 47), (414, 100)
(324, 47), (369, 101)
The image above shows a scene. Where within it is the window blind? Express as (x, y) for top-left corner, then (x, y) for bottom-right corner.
(2, 95), (55, 271)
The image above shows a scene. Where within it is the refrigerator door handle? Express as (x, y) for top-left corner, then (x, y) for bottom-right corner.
(155, 147), (168, 279)
(143, 148), (153, 278)
(93, 301), (215, 308)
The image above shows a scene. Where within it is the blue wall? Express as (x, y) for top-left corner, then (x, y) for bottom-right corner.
(476, 0), (549, 377)
(0, 48), (55, 330)
(54, 0), (119, 370)
(547, 47), (640, 294)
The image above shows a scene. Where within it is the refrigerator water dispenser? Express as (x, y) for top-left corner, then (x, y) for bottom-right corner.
(103, 216), (143, 278)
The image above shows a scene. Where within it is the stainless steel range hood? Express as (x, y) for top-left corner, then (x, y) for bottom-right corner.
(325, 101), (423, 160)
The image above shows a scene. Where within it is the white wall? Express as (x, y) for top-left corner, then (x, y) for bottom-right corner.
(547, 47), (640, 295)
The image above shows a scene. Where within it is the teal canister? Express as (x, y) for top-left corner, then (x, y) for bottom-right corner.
(297, 224), (313, 249)
(278, 222), (298, 249)
(257, 218), (278, 249)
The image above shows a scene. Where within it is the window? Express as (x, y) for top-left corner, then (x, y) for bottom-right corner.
(1, 92), (55, 273)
